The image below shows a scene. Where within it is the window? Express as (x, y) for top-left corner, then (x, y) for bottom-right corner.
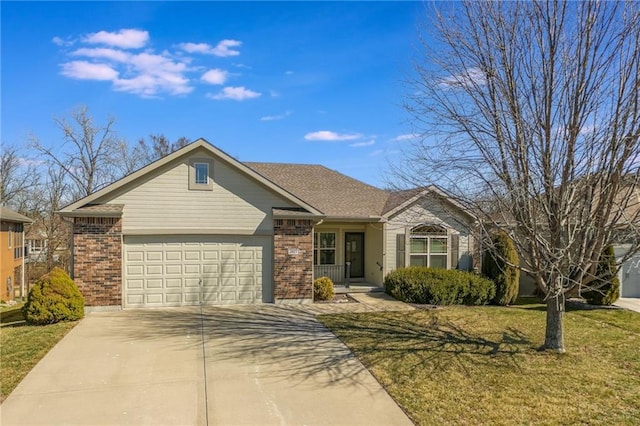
(194, 163), (209, 184)
(188, 159), (213, 190)
(409, 224), (448, 269)
(7, 229), (12, 248)
(314, 232), (336, 265)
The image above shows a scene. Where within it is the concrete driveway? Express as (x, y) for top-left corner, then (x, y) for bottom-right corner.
(615, 297), (640, 313)
(1, 305), (412, 425)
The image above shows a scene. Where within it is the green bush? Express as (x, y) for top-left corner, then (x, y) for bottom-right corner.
(482, 232), (520, 305)
(314, 277), (335, 301)
(583, 245), (620, 306)
(23, 267), (84, 325)
(384, 267), (495, 305)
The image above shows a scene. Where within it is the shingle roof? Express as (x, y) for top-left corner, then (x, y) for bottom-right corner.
(246, 162), (390, 219)
(68, 204), (124, 217)
(0, 206), (33, 224)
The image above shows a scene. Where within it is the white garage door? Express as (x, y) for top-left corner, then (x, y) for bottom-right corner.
(123, 235), (272, 308)
(621, 253), (640, 298)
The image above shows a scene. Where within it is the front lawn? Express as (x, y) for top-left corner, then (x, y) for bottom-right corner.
(0, 304), (77, 402)
(319, 303), (640, 425)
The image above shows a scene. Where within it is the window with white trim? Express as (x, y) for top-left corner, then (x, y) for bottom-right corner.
(188, 159), (213, 190)
(194, 163), (209, 184)
(313, 232), (336, 265)
(409, 224), (448, 269)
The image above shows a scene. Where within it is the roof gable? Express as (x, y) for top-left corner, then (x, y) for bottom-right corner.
(59, 139), (322, 217)
(382, 185), (476, 222)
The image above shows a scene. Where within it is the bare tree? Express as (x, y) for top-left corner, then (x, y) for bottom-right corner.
(0, 144), (39, 210)
(400, 1), (640, 352)
(31, 105), (125, 200)
(133, 134), (190, 167)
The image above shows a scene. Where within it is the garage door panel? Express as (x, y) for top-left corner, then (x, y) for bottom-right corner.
(165, 264), (182, 275)
(127, 279), (144, 290)
(127, 251), (144, 262)
(165, 251), (182, 261)
(124, 235), (272, 308)
(185, 252), (201, 262)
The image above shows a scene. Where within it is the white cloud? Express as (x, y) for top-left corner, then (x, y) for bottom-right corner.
(201, 69), (228, 85)
(350, 140), (375, 147)
(304, 131), (363, 141)
(61, 61), (119, 80)
(285, 70), (294, 75)
(63, 48), (192, 97)
(208, 86), (261, 101)
(52, 36), (73, 47)
(391, 133), (419, 142)
(260, 111), (292, 121)
(84, 29), (149, 49)
(179, 39), (242, 57)
(369, 149), (384, 157)
(72, 47), (131, 62)
(212, 39), (241, 57)
(439, 67), (486, 88)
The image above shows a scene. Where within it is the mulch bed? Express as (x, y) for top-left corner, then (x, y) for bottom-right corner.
(315, 294), (358, 304)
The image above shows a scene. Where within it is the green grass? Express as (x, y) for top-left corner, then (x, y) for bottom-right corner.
(1, 305), (77, 402)
(319, 304), (640, 425)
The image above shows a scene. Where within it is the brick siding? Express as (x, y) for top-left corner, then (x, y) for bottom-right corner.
(73, 217), (122, 306)
(273, 219), (313, 301)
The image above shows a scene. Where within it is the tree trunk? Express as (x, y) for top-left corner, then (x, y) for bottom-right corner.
(544, 295), (565, 353)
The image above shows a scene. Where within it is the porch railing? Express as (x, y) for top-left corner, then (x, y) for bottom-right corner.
(314, 263), (351, 286)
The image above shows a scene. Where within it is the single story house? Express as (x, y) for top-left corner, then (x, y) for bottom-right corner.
(59, 139), (476, 309)
(0, 206), (33, 301)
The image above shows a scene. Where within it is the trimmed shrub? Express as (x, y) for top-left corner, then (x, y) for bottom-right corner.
(314, 277), (335, 301)
(384, 267), (495, 306)
(583, 245), (620, 306)
(482, 232), (520, 305)
(23, 267), (84, 325)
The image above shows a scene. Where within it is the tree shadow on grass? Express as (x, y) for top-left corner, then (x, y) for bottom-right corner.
(321, 311), (533, 375)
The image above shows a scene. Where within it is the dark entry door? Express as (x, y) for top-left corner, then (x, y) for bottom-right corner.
(345, 233), (365, 278)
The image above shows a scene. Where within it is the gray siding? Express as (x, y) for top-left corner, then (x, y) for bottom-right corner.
(96, 151), (295, 234)
(385, 194), (474, 273)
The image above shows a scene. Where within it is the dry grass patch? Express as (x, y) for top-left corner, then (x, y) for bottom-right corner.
(319, 303), (640, 425)
(1, 304), (77, 402)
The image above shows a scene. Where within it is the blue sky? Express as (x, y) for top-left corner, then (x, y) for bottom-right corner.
(2, 1), (428, 187)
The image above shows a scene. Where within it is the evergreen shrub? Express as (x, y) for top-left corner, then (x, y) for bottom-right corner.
(314, 276), (335, 301)
(384, 267), (495, 305)
(482, 232), (520, 305)
(23, 267), (84, 325)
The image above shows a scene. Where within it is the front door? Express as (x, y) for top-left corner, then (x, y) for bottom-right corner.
(345, 233), (365, 278)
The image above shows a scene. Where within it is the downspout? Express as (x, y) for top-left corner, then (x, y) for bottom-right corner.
(61, 216), (75, 279)
(21, 227), (25, 301)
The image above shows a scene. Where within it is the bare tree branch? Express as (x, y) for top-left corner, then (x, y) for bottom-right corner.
(398, 0), (640, 352)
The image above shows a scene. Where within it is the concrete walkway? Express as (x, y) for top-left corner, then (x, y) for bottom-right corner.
(614, 297), (640, 313)
(302, 292), (415, 315)
(1, 305), (412, 426)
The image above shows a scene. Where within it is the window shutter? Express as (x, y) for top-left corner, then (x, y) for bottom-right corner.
(396, 233), (405, 268)
(451, 234), (460, 269)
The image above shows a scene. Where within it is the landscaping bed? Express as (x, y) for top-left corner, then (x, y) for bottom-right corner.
(319, 301), (640, 425)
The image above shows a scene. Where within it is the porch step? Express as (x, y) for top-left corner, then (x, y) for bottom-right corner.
(334, 284), (384, 294)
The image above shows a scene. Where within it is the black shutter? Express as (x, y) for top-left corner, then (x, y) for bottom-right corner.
(396, 233), (406, 268)
(451, 234), (460, 269)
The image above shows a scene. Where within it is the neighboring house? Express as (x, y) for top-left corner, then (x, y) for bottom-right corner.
(58, 139), (476, 309)
(0, 206), (33, 301)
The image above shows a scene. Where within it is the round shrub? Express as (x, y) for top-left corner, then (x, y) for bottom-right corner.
(314, 276), (335, 301)
(583, 245), (620, 306)
(384, 267), (495, 305)
(482, 231), (520, 305)
(23, 267), (84, 325)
